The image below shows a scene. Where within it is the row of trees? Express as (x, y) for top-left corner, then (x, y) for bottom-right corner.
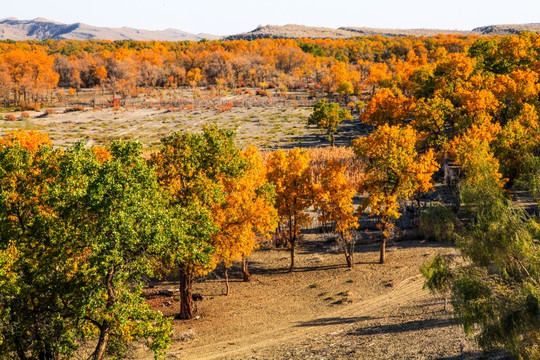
(0, 126), (440, 359)
(0, 33), (536, 106)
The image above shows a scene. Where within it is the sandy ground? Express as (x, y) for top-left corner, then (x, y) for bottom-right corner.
(135, 236), (509, 360)
(0, 93), (367, 150)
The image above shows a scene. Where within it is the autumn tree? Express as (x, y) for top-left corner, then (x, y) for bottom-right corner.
(361, 88), (415, 127)
(353, 125), (438, 264)
(212, 146), (278, 293)
(308, 100), (352, 146)
(152, 125), (247, 319)
(365, 62), (392, 93)
(314, 160), (359, 267)
(266, 148), (313, 271)
(92, 65), (108, 95)
(1, 48), (59, 106)
(412, 95), (455, 149)
(494, 103), (540, 184)
(448, 119), (504, 190)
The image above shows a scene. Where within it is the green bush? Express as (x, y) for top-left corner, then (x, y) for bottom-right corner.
(419, 202), (459, 242)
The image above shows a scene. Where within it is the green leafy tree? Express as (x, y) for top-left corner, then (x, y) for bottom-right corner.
(308, 100), (352, 146)
(63, 141), (172, 360)
(0, 131), (81, 359)
(0, 132), (173, 359)
(422, 176), (540, 359)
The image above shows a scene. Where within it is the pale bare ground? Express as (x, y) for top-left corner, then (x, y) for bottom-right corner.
(0, 105), (326, 149)
(137, 236), (508, 360)
(0, 88), (370, 150)
(175, 275), (424, 360)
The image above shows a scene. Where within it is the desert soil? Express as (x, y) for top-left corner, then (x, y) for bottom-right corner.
(134, 236), (508, 360)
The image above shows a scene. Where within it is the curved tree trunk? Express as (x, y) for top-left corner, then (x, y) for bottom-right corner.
(93, 266), (116, 360)
(339, 232), (354, 268)
(178, 267), (194, 320)
(93, 325), (110, 360)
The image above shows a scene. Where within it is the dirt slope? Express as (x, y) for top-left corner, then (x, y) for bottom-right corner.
(137, 237), (509, 359)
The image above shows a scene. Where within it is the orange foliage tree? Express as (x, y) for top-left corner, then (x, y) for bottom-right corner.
(212, 146), (278, 293)
(314, 160), (359, 267)
(266, 148), (313, 271)
(361, 88), (415, 127)
(353, 125), (438, 264)
(1, 48), (59, 106)
(448, 120), (505, 190)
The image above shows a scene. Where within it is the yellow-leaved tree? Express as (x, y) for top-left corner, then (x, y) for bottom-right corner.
(448, 119), (504, 190)
(314, 160), (359, 267)
(266, 148), (313, 271)
(353, 125), (438, 264)
(212, 146), (278, 294)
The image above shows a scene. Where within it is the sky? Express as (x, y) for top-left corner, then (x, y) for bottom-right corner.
(3, 0), (540, 35)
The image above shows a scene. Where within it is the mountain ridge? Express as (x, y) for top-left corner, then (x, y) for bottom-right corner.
(0, 17), (220, 41)
(1, 18), (540, 42)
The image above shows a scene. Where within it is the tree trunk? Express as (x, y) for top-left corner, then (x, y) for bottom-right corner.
(330, 134), (335, 147)
(37, 340), (54, 360)
(93, 325), (110, 360)
(93, 266), (116, 360)
(339, 232), (354, 268)
(344, 243), (353, 268)
(178, 267), (194, 320)
(289, 237), (296, 272)
(224, 267), (230, 296)
(242, 256), (251, 282)
(380, 237), (387, 264)
(288, 217), (296, 272)
(14, 337), (28, 360)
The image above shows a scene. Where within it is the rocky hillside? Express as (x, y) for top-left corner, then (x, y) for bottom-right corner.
(341, 26), (473, 37)
(225, 25), (361, 40)
(227, 23), (540, 40)
(0, 17), (219, 41)
(472, 23), (540, 35)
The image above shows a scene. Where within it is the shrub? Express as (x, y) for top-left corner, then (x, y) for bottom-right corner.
(22, 103), (41, 111)
(256, 89), (268, 97)
(419, 202), (459, 242)
(20, 112), (31, 119)
(43, 109), (57, 116)
(64, 106), (85, 113)
(5, 114), (17, 121)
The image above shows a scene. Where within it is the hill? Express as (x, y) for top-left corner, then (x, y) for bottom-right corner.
(0, 17), (220, 41)
(472, 23), (540, 35)
(2, 17), (540, 42)
(227, 23), (540, 40)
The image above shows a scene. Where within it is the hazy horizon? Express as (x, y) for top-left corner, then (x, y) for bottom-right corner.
(3, 0), (540, 35)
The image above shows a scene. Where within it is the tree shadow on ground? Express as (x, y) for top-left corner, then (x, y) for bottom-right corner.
(295, 316), (375, 327)
(244, 261), (348, 275)
(436, 350), (510, 360)
(349, 317), (453, 336)
(279, 119), (373, 149)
